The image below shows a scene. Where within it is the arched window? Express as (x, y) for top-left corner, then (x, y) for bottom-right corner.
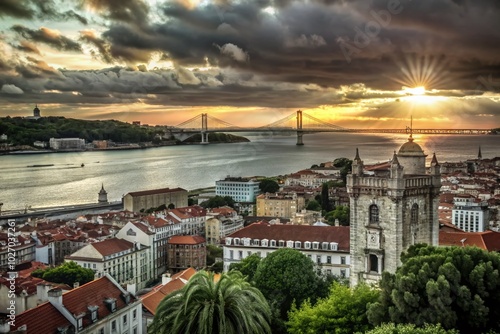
(369, 205), (379, 224)
(411, 204), (419, 225)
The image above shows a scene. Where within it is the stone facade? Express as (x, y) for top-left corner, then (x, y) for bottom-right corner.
(347, 137), (441, 286)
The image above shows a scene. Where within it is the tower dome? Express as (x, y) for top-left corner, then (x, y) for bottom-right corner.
(396, 136), (427, 174)
(33, 105), (41, 118)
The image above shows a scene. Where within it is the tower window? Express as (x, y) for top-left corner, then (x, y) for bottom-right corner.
(369, 254), (378, 273)
(411, 204), (419, 225)
(369, 205), (379, 224)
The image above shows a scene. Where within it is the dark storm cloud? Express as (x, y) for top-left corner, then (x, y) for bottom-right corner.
(95, 0), (500, 92)
(0, 0), (34, 19)
(11, 25), (82, 52)
(79, 30), (113, 63)
(80, 0), (149, 26)
(0, 0), (88, 24)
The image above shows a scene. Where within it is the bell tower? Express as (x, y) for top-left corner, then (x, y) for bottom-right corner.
(347, 138), (441, 286)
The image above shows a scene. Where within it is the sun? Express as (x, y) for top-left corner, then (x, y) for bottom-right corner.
(403, 86), (426, 96)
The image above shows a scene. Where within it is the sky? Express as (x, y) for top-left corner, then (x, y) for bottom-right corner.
(0, 0), (499, 129)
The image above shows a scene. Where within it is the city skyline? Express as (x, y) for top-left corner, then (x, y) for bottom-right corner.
(0, 0), (500, 129)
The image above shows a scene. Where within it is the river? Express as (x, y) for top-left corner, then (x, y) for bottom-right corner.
(0, 133), (498, 211)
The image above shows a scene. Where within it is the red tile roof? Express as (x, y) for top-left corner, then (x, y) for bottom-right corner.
(141, 278), (186, 315)
(227, 223), (350, 251)
(12, 301), (71, 333)
(91, 238), (134, 256)
(126, 187), (187, 197)
(11, 275), (136, 333)
(168, 235), (206, 245)
(439, 230), (500, 251)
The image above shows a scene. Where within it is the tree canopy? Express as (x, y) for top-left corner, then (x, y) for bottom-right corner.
(229, 253), (261, 282)
(31, 261), (94, 286)
(367, 244), (500, 333)
(287, 282), (379, 334)
(321, 183), (332, 212)
(305, 199), (321, 211)
(149, 270), (271, 334)
(333, 157), (352, 184)
(325, 205), (350, 226)
(259, 178), (280, 193)
(0, 116), (162, 146)
(253, 249), (327, 328)
(200, 196), (235, 208)
(362, 323), (459, 334)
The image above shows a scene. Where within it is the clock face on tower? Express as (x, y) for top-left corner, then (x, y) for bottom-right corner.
(367, 232), (379, 248)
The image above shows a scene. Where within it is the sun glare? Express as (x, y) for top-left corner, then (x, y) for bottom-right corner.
(404, 86), (426, 95)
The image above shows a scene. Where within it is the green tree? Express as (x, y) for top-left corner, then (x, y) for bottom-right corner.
(259, 178), (280, 193)
(201, 196), (234, 208)
(368, 244), (500, 333)
(206, 245), (223, 266)
(149, 270), (271, 334)
(321, 183), (332, 212)
(325, 206), (350, 226)
(229, 253), (261, 282)
(254, 248), (327, 332)
(361, 323), (459, 334)
(287, 282), (380, 334)
(305, 199), (321, 211)
(333, 157), (352, 184)
(32, 261), (94, 286)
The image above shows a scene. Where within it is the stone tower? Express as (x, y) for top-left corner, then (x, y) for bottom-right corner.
(98, 184), (108, 203)
(33, 105), (41, 119)
(347, 137), (441, 286)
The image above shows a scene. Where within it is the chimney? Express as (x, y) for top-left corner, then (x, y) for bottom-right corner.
(73, 282), (80, 289)
(48, 288), (63, 306)
(162, 273), (172, 285)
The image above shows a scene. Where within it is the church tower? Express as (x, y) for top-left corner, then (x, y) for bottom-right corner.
(347, 137), (441, 286)
(98, 184), (108, 203)
(33, 105), (41, 119)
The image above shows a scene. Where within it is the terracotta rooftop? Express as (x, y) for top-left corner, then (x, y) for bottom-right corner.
(168, 235), (206, 245)
(141, 278), (186, 315)
(226, 223), (350, 251)
(11, 275), (136, 333)
(439, 230), (500, 251)
(91, 238), (134, 256)
(126, 187), (187, 197)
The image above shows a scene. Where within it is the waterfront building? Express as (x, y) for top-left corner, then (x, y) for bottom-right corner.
(223, 223), (350, 277)
(8, 274), (142, 334)
(123, 187), (188, 213)
(256, 192), (305, 218)
(167, 236), (206, 272)
(215, 176), (261, 202)
(284, 169), (341, 188)
(65, 238), (151, 291)
(451, 196), (490, 232)
(347, 135), (441, 286)
(49, 137), (86, 150)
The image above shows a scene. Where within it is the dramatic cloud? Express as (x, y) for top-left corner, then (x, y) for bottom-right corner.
(216, 43), (249, 62)
(0, 0), (87, 23)
(14, 40), (41, 55)
(11, 25), (82, 52)
(79, 30), (113, 63)
(1, 84), (24, 94)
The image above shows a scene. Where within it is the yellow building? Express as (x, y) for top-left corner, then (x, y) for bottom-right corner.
(123, 187), (188, 212)
(256, 192), (305, 218)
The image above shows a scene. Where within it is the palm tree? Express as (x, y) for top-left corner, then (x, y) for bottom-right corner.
(149, 270), (272, 334)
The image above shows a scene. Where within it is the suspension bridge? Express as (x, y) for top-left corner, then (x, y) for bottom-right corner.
(165, 110), (493, 145)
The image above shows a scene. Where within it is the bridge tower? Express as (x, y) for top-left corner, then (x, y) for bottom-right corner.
(201, 113), (209, 144)
(296, 110), (304, 146)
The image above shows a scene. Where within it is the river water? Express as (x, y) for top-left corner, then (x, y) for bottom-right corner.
(0, 133), (498, 210)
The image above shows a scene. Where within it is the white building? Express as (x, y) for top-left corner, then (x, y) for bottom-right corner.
(65, 238), (151, 291)
(452, 197), (490, 232)
(49, 137), (86, 150)
(223, 223), (350, 278)
(215, 176), (261, 202)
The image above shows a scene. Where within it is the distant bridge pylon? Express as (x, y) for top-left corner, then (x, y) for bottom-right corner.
(169, 110), (493, 145)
